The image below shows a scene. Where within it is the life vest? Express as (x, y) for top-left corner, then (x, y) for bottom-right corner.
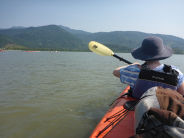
(132, 64), (179, 99)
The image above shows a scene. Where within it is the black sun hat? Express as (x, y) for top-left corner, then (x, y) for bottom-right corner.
(131, 36), (173, 61)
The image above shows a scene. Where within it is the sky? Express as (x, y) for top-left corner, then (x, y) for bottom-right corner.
(0, 0), (184, 38)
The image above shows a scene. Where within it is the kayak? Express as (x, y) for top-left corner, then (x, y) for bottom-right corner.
(90, 86), (135, 138)
(24, 51), (40, 52)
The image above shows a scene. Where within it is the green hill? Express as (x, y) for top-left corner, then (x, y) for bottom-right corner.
(0, 25), (86, 51)
(0, 25), (184, 54)
(60, 26), (184, 54)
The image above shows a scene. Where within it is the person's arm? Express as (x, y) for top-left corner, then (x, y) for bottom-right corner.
(175, 68), (184, 96)
(113, 62), (140, 78)
(113, 66), (126, 78)
(177, 82), (184, 96)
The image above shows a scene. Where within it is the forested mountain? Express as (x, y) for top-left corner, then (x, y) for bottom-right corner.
(0, 25), (87, 51)
(0, 25), (184, 53)
(59, 26), (184, 53)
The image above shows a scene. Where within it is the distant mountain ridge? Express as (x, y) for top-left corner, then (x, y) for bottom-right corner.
(0, 25), (86, 51)
(0, 25), (184, 53)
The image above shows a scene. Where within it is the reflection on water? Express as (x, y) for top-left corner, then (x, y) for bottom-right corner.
(0, 51), (183, 138)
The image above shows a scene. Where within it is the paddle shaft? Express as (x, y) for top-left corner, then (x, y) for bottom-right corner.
(113, 54), (132, 64)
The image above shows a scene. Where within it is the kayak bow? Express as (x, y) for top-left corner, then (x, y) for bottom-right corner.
(90, 86), (135, 138)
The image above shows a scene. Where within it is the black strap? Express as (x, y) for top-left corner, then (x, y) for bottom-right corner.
(163, 64), (179, 76)
(163, 64), (172, 73)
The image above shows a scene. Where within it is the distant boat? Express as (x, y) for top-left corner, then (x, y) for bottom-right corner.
(0, 50), (5, 52)
(24, 51), (40, 52)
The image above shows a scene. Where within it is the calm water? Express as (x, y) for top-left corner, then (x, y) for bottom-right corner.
(0, 51), (184, 138)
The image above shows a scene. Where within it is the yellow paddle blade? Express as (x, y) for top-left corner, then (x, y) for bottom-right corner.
(88, 41), (114, 56)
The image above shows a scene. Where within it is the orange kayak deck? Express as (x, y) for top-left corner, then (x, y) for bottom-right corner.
(90, 86), (135, 138)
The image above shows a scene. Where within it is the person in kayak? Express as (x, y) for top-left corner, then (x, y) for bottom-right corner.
(113, 36), (184, 98)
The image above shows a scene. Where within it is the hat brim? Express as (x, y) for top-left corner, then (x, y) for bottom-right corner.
(131, 46), (173, 61)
